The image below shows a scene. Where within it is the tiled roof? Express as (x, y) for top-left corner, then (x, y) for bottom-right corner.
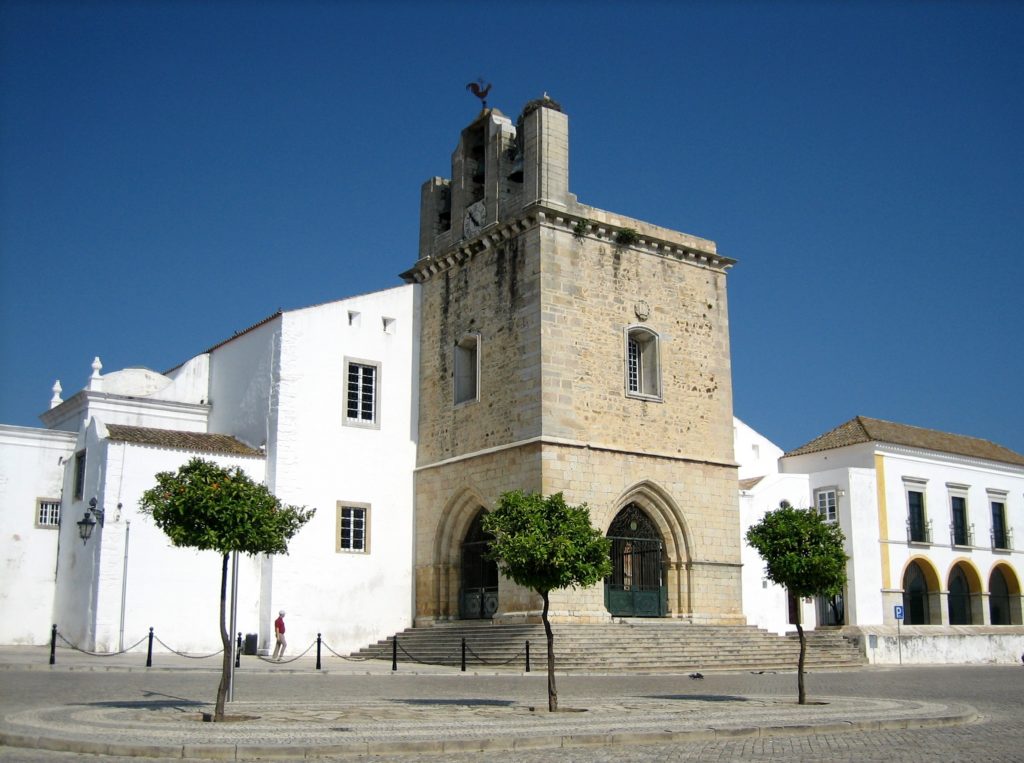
(105, 425), (262, 457)
(785, 416), (1024, 467)
(739, 476), (765, 491)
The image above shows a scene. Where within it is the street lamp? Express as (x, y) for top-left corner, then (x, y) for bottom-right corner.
(77, 497), (105, 544)
(77, 511), (96, 543)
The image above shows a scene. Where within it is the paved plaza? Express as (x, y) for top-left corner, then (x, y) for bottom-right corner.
(0, 646), (1022, 760)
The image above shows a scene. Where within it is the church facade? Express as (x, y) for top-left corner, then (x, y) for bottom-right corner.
(2, 96), (1020, 663)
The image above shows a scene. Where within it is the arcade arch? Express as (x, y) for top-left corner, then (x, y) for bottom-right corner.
(989, 563), (1022, 625)
(901, 557), (940, 625)
(947, 559), (983, 625)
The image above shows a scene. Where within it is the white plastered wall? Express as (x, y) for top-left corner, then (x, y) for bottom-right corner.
(0, 426), (75, 644)
(263, 285), (420, 655)
(52, 419), (267, 653)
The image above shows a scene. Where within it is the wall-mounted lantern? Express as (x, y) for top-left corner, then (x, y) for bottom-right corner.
(77, 497), (105, 544)
(77, 511), (96, 544)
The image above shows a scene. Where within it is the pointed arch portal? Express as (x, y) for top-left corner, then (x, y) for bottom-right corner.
(604, 503), (667, 617)
(459, 510), (498, 619)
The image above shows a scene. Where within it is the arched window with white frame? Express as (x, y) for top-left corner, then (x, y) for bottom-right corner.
(624, 325), (661, 400)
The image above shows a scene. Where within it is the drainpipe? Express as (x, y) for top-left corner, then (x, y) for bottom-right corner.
(118, 517), (130, 652)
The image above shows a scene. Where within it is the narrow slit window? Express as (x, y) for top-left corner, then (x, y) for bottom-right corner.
(454, 334), (480, 405)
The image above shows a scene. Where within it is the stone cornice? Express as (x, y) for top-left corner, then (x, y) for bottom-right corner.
(0, 424), (77, 446)
(39, 390), (210, 429)
(415, 433), (737, 473)
(401, 204), (735, 284)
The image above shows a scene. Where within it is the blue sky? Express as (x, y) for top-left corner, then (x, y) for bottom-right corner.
(2, 1), (1022, 455)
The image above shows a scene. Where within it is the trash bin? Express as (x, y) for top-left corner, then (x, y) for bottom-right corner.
(244, 633), (258, 656)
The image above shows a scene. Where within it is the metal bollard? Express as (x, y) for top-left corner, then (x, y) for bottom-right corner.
(49, 624), (57, 665)
(146, 627), (154, 668)
(316, 633), (322, 671)
(235, 633), (241, 668)
(525, 640), (530, 672)
(392, 637), (398, 671)
(461, 637), (466, 672)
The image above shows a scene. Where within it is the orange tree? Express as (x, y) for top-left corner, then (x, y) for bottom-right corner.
(483, 491), (611, 712)
(140, 458), (314, 720)
(745, 500), (847, 704)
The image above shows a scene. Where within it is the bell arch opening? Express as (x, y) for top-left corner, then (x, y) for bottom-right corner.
(459, 509), (498, 619)
(604, 503), (667, 617)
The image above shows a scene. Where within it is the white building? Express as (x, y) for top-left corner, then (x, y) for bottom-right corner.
(738, 415), (1024, 663)
(0, 285), (419, 654)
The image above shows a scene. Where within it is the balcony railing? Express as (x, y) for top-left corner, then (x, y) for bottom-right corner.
(950, 522), (974, 548)
(907, 517), (932, 544)
(991, 527), (1013, 551)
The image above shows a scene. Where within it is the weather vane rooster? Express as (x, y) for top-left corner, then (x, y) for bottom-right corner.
(466, 78), (492, 109)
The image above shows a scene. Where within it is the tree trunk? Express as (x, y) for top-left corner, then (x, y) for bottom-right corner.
(795, 605), (807, 706)
(542, 590), (557, 712)
(214, 552), (231, 721)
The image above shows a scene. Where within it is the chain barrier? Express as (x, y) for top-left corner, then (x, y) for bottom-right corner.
(254, 639), (316, 664)
(464, 641), (528, 666)
(48, 625), (535, 672)
(152, 634), (223, 659)
(395, 639), (460, 667)
(54, 631), (149, 657)
(320, 640), (378, 661)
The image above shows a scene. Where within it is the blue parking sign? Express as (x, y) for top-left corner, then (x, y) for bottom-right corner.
(894, 605), (905, 620)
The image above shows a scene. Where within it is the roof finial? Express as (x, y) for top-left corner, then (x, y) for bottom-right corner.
(88, 356), (104, 391)
(50, 380), (63, 409)
(466, 78), (492, 109)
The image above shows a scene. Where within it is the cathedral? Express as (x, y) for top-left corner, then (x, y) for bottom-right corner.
(1, 96), (1020, 663)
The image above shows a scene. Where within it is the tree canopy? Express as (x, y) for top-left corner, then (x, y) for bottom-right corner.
(482, 490), (611, 596)
(745, 499), (847, 704)
(140, 457), (314, 721)
(745, 500), (847, 598)
(140, 457), (314, 557)
(483, 491), (611, 712)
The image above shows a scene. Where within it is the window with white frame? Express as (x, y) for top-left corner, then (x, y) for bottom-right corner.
(454, 334), (480, 405)
(36, 498), (60, 528)
(625, 326), (661, 399)
(815, 488), (837, 523)
(336, 503), (369, 553)
(345, 358), (379, 428)
(948, 484), (971, 547)
(904, 477), (929, 543)
(989, 490), (1010, 550)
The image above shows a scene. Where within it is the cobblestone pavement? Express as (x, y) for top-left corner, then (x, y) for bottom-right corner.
(0, 651), (1021, 761)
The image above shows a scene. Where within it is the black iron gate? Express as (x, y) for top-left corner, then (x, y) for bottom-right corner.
(604, 504), (667, 617)
(460, 511), (498, 619)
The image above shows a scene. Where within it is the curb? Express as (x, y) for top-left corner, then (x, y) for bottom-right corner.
(0, 707), (977, 760)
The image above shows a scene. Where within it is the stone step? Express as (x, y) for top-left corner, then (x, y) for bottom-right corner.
(352, 622), (865, 671)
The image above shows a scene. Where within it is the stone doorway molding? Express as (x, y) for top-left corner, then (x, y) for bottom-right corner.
(597, 481), (693, 619)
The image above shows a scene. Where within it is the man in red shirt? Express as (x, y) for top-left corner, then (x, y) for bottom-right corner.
(272, 610), (286, 661)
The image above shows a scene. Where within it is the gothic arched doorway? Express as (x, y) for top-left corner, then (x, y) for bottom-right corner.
(902, 561), (931, 625)
(460, 510), (498, 619)
(605, 503), (667, 617)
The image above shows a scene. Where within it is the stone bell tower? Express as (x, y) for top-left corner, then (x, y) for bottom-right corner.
(403, 96), (742, 627)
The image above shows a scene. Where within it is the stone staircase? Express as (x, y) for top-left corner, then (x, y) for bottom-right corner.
(351, 620), (866, 672)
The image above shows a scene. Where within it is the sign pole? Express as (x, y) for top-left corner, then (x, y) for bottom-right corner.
(894, 604), (904, 665)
